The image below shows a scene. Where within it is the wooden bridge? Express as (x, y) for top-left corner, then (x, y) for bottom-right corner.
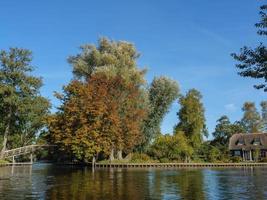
(1, 144), (55, 164)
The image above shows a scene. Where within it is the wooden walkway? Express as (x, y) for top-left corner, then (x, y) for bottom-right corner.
(2, 145), (54, 159)
(95, 162), (267, 168)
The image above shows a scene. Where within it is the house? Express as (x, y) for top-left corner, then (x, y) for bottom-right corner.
(229, 133), (267, 161)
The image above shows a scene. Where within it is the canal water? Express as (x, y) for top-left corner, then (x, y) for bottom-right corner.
(0, 164), (267, 200)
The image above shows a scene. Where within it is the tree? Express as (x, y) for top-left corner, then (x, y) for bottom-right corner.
(68, 37), (146, 84)
(175, 89), (207, 149)
(210, 115), (245, 161)
(68, 38), (149, 160)
(0, 48), (50, 157)
(212, 115), (245, 146)
(48, 73), (147, 162)
(232, 4), (267, 91)
(141, 76), (179, 149)
(260, 101), (267, 132)
(241, 102), (262, 133)
(148, 132), (193, 162)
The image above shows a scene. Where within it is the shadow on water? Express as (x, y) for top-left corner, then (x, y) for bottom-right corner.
(0, 164), (267, 200)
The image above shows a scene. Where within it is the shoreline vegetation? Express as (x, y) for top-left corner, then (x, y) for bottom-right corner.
(1, 3), (267, 165)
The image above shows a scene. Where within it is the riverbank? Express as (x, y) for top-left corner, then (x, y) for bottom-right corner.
(94, 162), (267, 168)
(0, 162), (32, 167)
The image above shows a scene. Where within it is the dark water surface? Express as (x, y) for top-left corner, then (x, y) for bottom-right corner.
(0, 164), (267, 200)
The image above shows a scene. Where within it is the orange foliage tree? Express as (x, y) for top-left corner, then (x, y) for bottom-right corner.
(48, 72), (147, 162)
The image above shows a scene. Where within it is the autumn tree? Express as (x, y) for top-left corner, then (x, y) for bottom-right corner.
(0, 48), (50, 157)
(141, 76), (179, 150)
(49, 73), (147, 162)
(241, 102), (262, 133)
(175, 89), (207, 149)
(232, 4), (267, 91)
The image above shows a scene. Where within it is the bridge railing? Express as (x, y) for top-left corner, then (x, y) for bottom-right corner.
(2, 145), (55, 158)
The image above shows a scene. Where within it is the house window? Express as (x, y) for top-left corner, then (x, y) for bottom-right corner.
(237, 139), (245, 145)
(253, 138), (261, 145)
(234, 151), (241, 156)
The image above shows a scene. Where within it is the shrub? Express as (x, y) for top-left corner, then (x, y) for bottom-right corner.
(259, 157), (267, 163)
(230, 156), (242, 163)
(130, 153), (154, 163)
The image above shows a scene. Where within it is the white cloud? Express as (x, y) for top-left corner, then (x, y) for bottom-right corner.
(224, 103), (237, 112)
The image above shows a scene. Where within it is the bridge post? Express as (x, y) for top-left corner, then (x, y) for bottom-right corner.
(30, 153), (33, 164)
(12, 156), (15, 164)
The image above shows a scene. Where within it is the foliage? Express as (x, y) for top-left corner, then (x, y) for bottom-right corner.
(0, 48), (50, 156)
(68, 37), (146, 84)
(212, 115), (245, 146)
(175, 89), (207, 149)
(141, 76), (179, 149)
(0, 160), (9, 164)
(241, 102), (262, 133)
(130, 153), (155, 163)
(260, 101), (267, 132)
(48, 73), (147, 162)
(230, 156), (242, 163)
(232, 4), (267, 91)
(148, 132), (193, 162)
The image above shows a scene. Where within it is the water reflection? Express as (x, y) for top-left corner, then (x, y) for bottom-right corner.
(1, 164), (267, 200)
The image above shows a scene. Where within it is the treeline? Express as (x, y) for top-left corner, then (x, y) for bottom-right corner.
(1, 2), (266, 163)
(47, 38), (207, 163)
(203, 101), (267, 162)
(0, 38), (208, 163)
(0, 39), (266, 163)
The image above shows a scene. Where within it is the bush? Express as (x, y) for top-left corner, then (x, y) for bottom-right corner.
(0, 160), (9, 164)
(230, 156), (242, 163)
(159, 158), (170, 163)
(259, 157), (267, 163)
(130, 153), (155, 163)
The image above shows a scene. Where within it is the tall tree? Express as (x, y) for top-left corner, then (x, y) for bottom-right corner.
(68, 37), (146, 84)
(212, 115), (245, 146)
(260, 101), (267, 132)
(66, 38), (148, 160)
(241, 102), (262, 133)
(0, 48), (50, 157)
(49, 72), (147, 162)
(232, 4), (267, 91)
(141, 76), (179, 149)
(175, 89), (207, 148)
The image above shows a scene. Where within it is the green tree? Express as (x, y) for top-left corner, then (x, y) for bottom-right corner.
(148, 132), (193, 162)
(211, 115), (245, 161)
(141, 76), (179, 149)
(232, 4), (267, 91)
(212, 115), (245, 146)
(68, 37), (146, 84)
(260, 101), (267, 132)
(241, 102), (262, 133)
(0, 48), (50, 157)
(175, 89), (207, 149)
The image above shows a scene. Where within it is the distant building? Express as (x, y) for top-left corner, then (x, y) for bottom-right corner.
(229, 133), (267, 161)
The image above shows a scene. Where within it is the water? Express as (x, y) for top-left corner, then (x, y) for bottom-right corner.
(0, 164), (267, 200)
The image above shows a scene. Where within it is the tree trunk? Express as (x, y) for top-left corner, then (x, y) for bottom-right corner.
(1, 121), (10, 158)
(117, 150), (123, 160)
(109, 147), (114, 161)
(1, 108), (12, 159)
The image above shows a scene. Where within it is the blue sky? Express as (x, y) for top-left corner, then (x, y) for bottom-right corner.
(0, 0), (265, 138)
